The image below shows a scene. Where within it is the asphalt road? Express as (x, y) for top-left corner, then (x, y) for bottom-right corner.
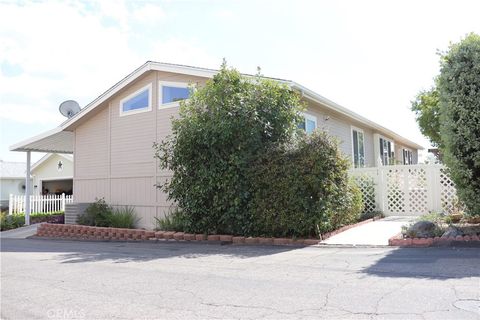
(1, 238), (479, 320)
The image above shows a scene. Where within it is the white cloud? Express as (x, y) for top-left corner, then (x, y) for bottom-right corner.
(213, 9), (234, 19)
(4, 0), (476, 163)
(0, 0), (215, 128)
(131, 3), (166, 24)
(0, 1), (132, 122)
(150, 38), (221, 69)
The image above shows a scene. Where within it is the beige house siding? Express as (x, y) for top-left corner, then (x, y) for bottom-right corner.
(394, 143), (419, 165)
(304, 101), (377, 167)
(74, 105), (109, 202)
(75, 107), (109, 179)
(74, 179), (109, 202)
(73, 71), (206, 228)
(72, 70), (419, 229)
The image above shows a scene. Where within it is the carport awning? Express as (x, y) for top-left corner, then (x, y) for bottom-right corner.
(9, 127), (73, 154)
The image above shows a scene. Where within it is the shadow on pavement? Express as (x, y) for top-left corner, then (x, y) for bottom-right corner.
(362, 246), (480, 280)
(0, 238), (300, 264)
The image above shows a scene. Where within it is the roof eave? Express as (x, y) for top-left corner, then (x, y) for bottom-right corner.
(10, 61), (423, 153)
(292, 83), (424, 150)
(9, 127), (63, 152)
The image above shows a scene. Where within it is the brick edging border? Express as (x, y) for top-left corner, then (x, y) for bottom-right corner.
(35, 224), (316, 246)
(388, 233), (480, 247)
(34, 219), (377, 247)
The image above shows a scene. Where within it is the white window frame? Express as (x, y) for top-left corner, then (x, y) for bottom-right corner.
(378, 135), (395, 166)
(351, 126), (365, 168)
(119, 83), (152, 117)
(300, 113), (317, 134)
(159, 81), (191, 109)
(402, 148), (413, 165)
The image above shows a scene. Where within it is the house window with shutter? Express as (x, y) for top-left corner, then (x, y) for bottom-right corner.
(403, 149), (413, 165)
(379, 137), (394, 165)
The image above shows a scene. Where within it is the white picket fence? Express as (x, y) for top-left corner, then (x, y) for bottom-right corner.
(8, 194), (73, 214)
(349, 164), (457, 216)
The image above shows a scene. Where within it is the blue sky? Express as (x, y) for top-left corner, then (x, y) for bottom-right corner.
(1, 0), (480, 162)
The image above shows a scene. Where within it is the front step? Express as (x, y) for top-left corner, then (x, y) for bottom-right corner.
(64, 203), (91, 224)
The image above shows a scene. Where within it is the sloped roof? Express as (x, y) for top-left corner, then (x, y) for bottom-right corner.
(0, 161), (26, 179)
(31, 153), (73, 172)
(9, 128), (73, 153)
(10, 61), (424, 152)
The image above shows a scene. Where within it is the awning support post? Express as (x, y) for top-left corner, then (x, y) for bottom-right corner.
(25, 151), (31, 225)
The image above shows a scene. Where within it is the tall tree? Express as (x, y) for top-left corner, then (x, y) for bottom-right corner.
(411, 86), (441, 147)
(438, 33), (480, 216)
(154, 63), (303, 235)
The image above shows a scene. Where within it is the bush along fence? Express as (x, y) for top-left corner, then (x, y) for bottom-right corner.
(350, 164), (457, 216)
(9, 194), (73, 214)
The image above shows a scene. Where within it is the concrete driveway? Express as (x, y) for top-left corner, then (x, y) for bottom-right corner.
(0, 223), (39, 239)
(1, 238), (479, 320)
(321, 216), (415, 246)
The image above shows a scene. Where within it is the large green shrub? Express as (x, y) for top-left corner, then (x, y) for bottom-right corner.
(155, 63), (302, 235)
(249, 132), (363, 237)
(76, 198), (112, 227)
(77, 199), (140, 228)
(0, 212), (24, 231)
(438, 33), (480, 216)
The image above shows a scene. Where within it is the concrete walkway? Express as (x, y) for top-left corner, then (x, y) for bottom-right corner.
(0, 223), (39, 239)
(321, 216), (415, 246)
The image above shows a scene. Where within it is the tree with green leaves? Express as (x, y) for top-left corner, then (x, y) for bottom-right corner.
(155, 62), (364, 236)
(411, 86), (441, 147)
(437, 33), (480, 216)
(249, 131), (363, 238)
(154, 63), (303, 235)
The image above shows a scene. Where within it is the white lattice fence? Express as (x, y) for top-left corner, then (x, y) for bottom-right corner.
(439, 167), (457, 213)
(350, 169), (378, 214)
(349, 164), (457, 216)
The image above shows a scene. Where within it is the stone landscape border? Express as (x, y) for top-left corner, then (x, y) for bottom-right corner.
(34, 219), (375, 246)
(389, 233), (480, 247)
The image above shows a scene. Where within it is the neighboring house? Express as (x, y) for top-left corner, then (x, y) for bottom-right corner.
(0, 160), (30, 209)
(0, 155), (73, 210)
(10, 62), (424, 228)
(31, 153), (73, 196)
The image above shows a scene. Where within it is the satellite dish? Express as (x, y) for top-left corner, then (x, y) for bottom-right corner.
(59, 100), (81, 118)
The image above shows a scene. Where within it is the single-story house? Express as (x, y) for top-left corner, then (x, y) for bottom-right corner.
(31, 153), (73, 196)
(0, 160), (30, 209)
(0, 154), (73, 210)
(10, 62), (424, 228)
